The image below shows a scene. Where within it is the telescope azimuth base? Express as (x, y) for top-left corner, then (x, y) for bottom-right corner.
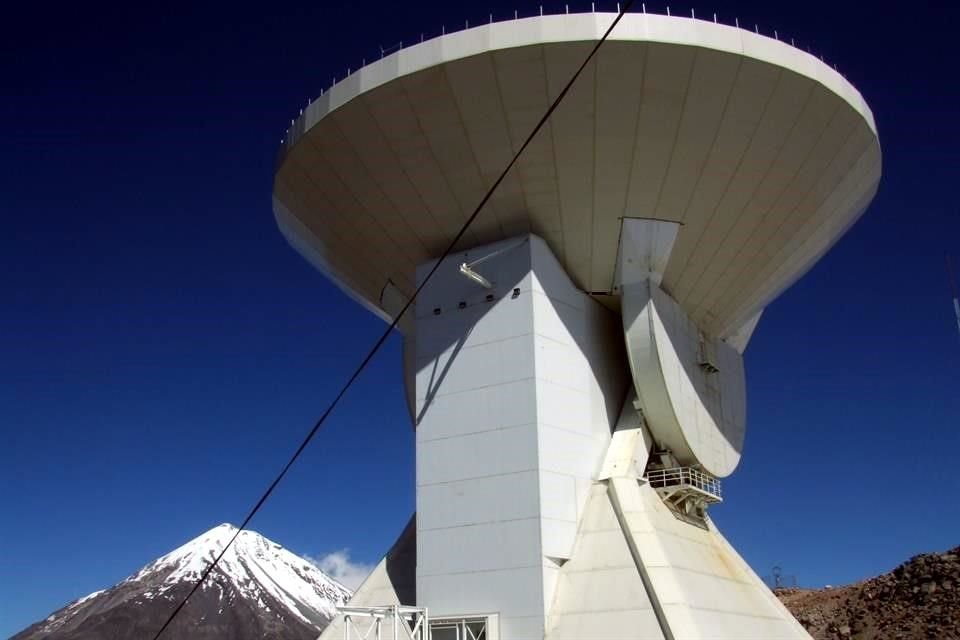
(319, 236), (810, 640)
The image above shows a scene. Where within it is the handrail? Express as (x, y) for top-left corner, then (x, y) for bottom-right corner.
(646, 466), (722, 498)
(280, 3), (843, 147)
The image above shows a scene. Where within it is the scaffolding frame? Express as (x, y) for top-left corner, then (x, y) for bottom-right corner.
(340, 605), (429, 640)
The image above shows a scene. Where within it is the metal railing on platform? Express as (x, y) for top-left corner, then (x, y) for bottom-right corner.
(646, 466), (722, 501)
(340, 605), (429, 640)
(338, 606), (497, 640)
(281, 3), (845, 147)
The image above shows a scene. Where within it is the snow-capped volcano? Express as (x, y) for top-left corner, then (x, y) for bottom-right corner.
(12, 523), (352, 640)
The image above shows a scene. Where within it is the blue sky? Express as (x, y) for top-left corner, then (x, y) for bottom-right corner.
(2, 1), (959, 636)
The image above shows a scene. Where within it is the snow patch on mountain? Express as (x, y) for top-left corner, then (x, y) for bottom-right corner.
(130, 523), (351, 625)
(13, 523), (353, 640)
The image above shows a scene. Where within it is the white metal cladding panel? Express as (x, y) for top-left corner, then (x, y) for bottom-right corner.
(545, 41), (597, 286)
(528, 237), (587, 310)
(560, 566), (660, 616)
(537, 424), (602, 475)
(665, 67), (820, 307)
(651, 48), (743, 225)
(286, 135), (417, 292)
(528, 237), (628, 570)
(273, 199), (390, 324)
(618, 481), (810, 639)
(698, 86), (853, 285)
(414, 334), (535, 399)
(538, 471), (578, 522)
(540, 472), (580, 562)
(413, 239), (536, 317)
(418, 566), (545, 620)
(529, 237), (629, 412)
(541, 518), (579, 561)
(273, 180), (385, 308)
(528, 239), (621, 436)
(665, 56), (783, 281)
(534, 335), (591, 392)
(324, 99), (431, 258)
(712, 127), (881, 335)
(417, 518), (542, 576)
(622, 280), (745, 477)
(440, 54), (530, 240)
(687, 101), (873, 327)
(417, 423), (539, 486)
(415, 379), (537, 440)
(682, 607), (806, 640)
(416, 471), (541, 531)
(592, 43), (649, 293)
(622, 43), (696, 234)
(652, 286), (745, 476)
(545, 484), (665, 640)
(489, 45), (563, 251)
(412, 236), (631, 629)
(414, 237), (548, 633)
(494, 615), (546, 640)
(399, 67), (505, 248)
(535, 382), (592, 434)
(531, 292), (585, 349)
(548, 608), (665, 640)
(304, 115), (425, 270)
(414, 296), (534, 359)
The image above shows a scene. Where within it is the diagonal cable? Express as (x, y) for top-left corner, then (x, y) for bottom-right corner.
(151, 4), (636, 638)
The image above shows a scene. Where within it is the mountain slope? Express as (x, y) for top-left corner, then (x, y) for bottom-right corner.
(12, 524), (352, 640)
(776, 545), (960, 639)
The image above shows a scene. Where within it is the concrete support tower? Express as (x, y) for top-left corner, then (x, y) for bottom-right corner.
(273, 11), (881, 640)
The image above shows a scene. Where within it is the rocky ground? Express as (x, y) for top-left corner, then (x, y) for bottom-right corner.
(776, 546), (959, 640)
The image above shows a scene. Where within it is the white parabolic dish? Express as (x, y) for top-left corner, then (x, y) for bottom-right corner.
(273, 11), (881, 343)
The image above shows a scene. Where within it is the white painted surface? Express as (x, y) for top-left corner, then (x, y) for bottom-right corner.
(598, 389), (654, 480)
(320, 235), (812, 638)
(608, 477), (811, 639)
(413, 235), (627, 638)
(725, 311), (763, 354)
(275, 12), (881, 341)
(545, 483), (665, 639)
(545, 473), (809, 639)
(623, 280), (746, 477)
(615, 218), (681, 289)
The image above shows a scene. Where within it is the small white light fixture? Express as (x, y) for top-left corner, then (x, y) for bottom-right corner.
(459, 263), (493, 289)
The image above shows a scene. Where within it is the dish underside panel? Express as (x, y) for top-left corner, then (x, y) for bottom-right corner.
(274, 37), (880, 338)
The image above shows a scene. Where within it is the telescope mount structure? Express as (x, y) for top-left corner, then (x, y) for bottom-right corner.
(273, 10), (881, 640)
